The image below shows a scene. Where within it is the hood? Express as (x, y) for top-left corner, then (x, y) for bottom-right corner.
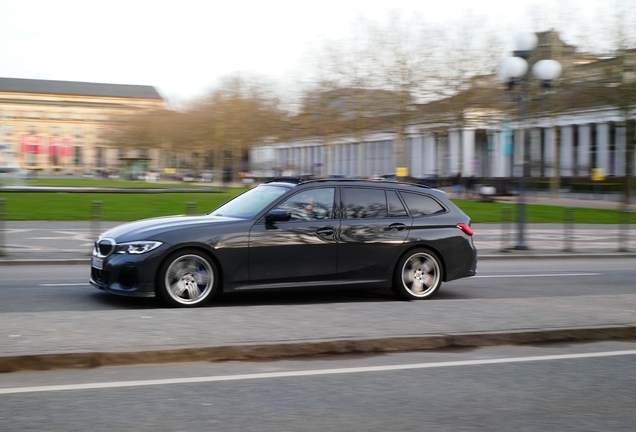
(101, 214), (241, 243)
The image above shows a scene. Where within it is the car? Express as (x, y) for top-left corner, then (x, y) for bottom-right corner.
(90, 178), (477, 307)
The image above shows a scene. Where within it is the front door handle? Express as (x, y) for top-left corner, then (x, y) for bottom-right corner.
(389, 223), (406, 232)
(316, 227), (335, 238)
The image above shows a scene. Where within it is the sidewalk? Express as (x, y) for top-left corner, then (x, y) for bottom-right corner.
(2, 291), (635, 373)
(0, 194), (634, 373)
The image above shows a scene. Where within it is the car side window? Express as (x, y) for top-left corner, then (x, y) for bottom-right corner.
(276, 187), (335, 221)
(400, 192), (446, 217)
(387, 190), (408, 217)
(342, 188), (388, 219)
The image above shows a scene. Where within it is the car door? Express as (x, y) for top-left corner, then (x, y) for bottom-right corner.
(248, 187), (339, 285)
(337, 187), (412, 280)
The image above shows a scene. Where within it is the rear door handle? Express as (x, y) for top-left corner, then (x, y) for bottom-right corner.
(389, 223), (406, 232)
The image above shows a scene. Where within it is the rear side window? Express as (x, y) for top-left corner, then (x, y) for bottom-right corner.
(400, 192), (446, 217)
(387, 190), (408, 217)
(342, 188), (388, 219)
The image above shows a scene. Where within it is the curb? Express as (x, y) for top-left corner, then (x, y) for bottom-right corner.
(2, 325), (635, 373)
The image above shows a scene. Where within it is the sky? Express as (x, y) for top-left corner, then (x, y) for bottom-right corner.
(0, 0), (620, 106)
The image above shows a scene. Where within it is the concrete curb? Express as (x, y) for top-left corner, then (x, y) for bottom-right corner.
(2, 325), (635, 373)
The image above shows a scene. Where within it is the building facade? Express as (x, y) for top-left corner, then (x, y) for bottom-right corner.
(0, 77), (164, 174)
(250, 32), (636, 188)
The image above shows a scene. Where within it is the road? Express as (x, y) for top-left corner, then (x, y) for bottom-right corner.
(1, 258), (634, 312)
(1, 341), (635, 431)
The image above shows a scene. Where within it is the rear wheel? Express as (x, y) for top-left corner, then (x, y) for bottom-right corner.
(392, 248), (442, 300)
(157, 249), (218, 307)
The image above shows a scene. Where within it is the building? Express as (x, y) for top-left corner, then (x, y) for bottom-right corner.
(249, 31), (636, 193)
(0, 77), (164, 174)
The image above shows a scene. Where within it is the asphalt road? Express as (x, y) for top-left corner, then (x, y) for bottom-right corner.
(0, 258), (634, 313)
(1, 341), (635, 431)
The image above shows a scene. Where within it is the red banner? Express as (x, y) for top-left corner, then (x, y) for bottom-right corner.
(21, 134), (29, 153)
(34, 135), (43, 155)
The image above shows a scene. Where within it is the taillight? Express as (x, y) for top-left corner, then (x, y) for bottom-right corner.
(457, 223), (473, 236)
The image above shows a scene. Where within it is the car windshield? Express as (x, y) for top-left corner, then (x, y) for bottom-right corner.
(210, 185), (289, 219)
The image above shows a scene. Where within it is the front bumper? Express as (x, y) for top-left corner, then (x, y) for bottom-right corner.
(90, 250), (163, 297)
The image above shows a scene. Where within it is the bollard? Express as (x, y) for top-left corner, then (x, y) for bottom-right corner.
(501, 206), (511, 251)
(563, 207), (574, 252)
(91, 200), (102, 243)
(618, 205), (630, 252)
(0, 198), (5, 256)
(186, 202), (197, 215)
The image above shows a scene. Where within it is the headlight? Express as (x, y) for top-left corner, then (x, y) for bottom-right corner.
(115, 241), (163, 255)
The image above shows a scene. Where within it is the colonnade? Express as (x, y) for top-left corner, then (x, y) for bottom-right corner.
(249, 120), (636, 179)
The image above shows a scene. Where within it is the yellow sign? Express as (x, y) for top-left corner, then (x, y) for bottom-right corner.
(591, 168), (605, 181)
(164, 168), (176, 174)
(396, 167), (408, 177)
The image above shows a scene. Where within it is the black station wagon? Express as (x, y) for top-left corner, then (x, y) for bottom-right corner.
(90, 179), (477, 307)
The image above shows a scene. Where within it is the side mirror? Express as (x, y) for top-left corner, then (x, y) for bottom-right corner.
(265, 209), (292, 223)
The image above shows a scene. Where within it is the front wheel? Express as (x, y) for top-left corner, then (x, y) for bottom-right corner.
(392, 248), (442, 300)
(157, 249), (218, 307)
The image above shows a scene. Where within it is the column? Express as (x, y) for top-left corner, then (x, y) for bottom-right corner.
(322, 144), (330, 177)
(357, 142), (366, 178)
(435, 134), (448, 177)
(596, 122), (610, 174)
(513, 129), (524, 176)
(449, 131), (461, 176)
(501, 127), (513, 177)
(544, 127), (556, 178)
(616, 125), (626, 176)
(577, 124), (591, 175)
(462, 129), (475, 176)
(409, 136), (423, 178)
(386, 141), (395, 174)
(424, 134), (436, 176)
(492, 131), (504, 177)
(560, 126), (573, 176)
(530, 128), (542, 177)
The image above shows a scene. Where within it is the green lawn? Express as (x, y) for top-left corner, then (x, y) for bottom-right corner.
(0, 190), (245, 220)
(451, 199), (635, 225)
(10, 178), (213, 189)
(0, 184), (633, 223)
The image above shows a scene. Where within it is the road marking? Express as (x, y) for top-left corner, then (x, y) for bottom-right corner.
(1, 350), (635, 395)
(474, 273), (601, 279)
(40, 283), (88, 286)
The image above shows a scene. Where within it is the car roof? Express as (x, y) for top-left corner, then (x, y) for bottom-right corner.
(263, 177), (442, 195)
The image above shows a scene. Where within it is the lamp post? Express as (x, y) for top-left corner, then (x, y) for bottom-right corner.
(496, 32), (562, 250)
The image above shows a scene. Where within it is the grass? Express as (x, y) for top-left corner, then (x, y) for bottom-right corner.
(11, 178), (213, 189)
(0, 178), (633, 223)
(0, 190), (246, 220)
(450, 199), (635, 225)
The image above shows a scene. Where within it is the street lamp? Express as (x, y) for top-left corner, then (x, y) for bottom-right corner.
(496, 32), (562, 250)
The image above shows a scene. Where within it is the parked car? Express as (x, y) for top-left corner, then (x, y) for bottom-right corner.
(90, 178), (477, 307)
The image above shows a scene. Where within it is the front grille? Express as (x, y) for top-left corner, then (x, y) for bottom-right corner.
(97, 239), (115, 256)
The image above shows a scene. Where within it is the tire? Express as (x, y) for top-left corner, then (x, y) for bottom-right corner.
(392, 248), (443, 300)
(157, 249), (218, 307)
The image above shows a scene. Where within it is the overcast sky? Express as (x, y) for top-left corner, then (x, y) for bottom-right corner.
(0, 0), (623, 105)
